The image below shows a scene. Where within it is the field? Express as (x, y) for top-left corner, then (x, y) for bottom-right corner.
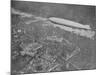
(11, 1), (96, 75)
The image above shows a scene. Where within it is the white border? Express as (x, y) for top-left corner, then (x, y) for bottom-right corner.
(19, 0), (96, 5)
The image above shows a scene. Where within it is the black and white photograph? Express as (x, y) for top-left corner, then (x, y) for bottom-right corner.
(11, 0), (96, 75)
